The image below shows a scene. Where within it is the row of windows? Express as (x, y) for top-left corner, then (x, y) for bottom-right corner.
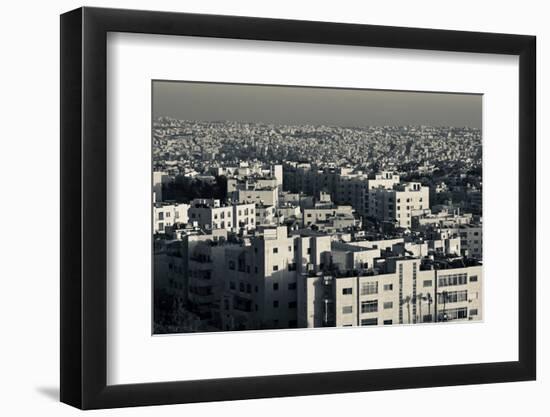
(272, 246), (293, 254)
(228, 260), (297, 273)
(256, 246), (312, 255)
(438, 290), (468, 304)
(361, 318), (393, 326)
(343, 299), (398, 315)
(342, 282), (394, 296)
(440, 307), (468, 320)
(438, 273), (468, 287)
(272, 263), (297, 272)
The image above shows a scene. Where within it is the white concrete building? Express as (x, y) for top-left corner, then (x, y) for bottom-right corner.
(299, 256), (482, 328)
(255, 204), (278, 226)
(368, 182), (430, 228)
(303, 205), (354, 227)
(237, 186), (279, 207)
(153, 203), (189, 233)
(187, 199), (256, 232)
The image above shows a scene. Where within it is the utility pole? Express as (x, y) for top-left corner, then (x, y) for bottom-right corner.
(434, 264), (438, 322)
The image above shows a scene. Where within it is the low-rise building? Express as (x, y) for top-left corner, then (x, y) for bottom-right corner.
(187, 199), (256, 232)
(153, 202), (189, 233)
(237, 186), (279, 207)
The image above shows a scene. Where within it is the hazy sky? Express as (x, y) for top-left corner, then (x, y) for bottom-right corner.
(152, 80), (482, 128)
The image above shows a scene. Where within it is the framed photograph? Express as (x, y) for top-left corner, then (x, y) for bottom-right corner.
(60, 6), (536, 409)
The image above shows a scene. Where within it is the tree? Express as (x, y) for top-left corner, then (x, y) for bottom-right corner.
(401, 295), (412, 324)
(416, 292), (427, 323)
(438, 291), (449, 322)
(426, 293), (433, 322)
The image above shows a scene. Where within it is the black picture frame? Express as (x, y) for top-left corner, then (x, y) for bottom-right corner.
(60, 6), (536, 410)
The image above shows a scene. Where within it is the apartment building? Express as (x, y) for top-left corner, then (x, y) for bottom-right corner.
(368, 182), (430, 228)
(298, 256), (482, 328)
(255, 204), (278, 226)
(183, 231), (230, 320)
(227, 177), (279, 198)
(425, 224), (482, 259)
(154, 239), (187, 305)
(187, 199), (255, 232)
(220, 226), (332, 331)
(152, 170), (171, 203)
(303, 204), (354, 227)
(153, 202), (189, 233)
(237, 186), (279, 207)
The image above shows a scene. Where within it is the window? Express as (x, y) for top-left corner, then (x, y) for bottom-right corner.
(383, 301), (393, 309)
(361, 300), (378, 313)
(470, 309), (478, 316)
(228, 260), (235, 270)
(361, 318), (378, 326)
(383, 319), (393, 325)
(438, 273), (467, 287)
(307, 248), (311, 254)
(342, 287), (353, 295)
(288, 301), (297, 308)
(273, 283), (279, 291)
(423, 280), (432, 287)
(361, 281), (378, 295)
(246, 284), (251, 293)
(272, 265), (279, 271)
(239, 282), (245, 292)
(342, 306), (353, 314)
(288, 282), (297, 290)
(383, 283), (393, 291)
(438, 290), (468, 304)
(158, 212), (164, 220)
(273, 300), (279, 308)
(273, 247), (278, 254)
(229, 282), (236, 290)
(441, 307), (467, 321)
(469, 275), (478, 282)
(288, 246), (292, 252)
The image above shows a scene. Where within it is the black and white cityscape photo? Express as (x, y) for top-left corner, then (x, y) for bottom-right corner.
(152, 81), (483, 334)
